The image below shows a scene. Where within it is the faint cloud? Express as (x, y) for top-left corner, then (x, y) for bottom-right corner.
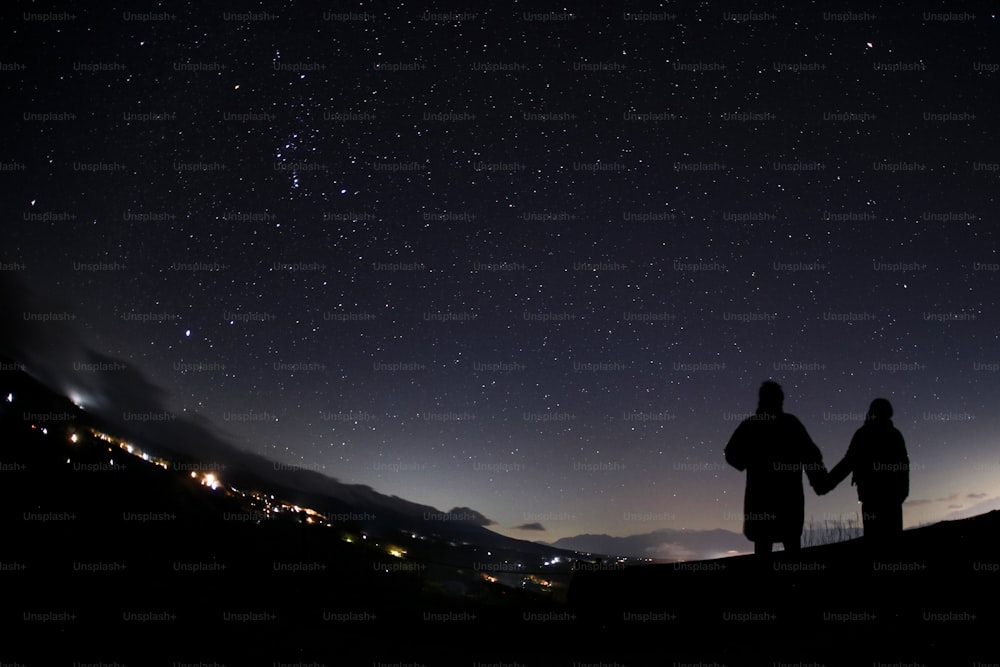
(906, 492), (960, 507)
(514, 522), (546, 531)
(943, 495), (1000, 521)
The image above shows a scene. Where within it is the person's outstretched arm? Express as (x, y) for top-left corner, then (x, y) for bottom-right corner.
(799, 421), (830, 494)
(825, 430), (860, 493)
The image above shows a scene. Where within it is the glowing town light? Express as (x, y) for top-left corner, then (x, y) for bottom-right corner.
(203, 473), (220, 490)
(388, 547), (406, 558)
(5, 393), (12, 403)
(190, 471), (197, 479)
(69, 433), (78, 444)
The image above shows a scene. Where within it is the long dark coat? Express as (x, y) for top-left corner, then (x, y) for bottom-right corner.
(725, 410), (825, 542)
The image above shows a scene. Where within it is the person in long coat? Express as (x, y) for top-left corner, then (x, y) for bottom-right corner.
(725, 381), (829, 555)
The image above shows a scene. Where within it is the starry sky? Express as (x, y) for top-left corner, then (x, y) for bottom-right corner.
(3, 3), (998, 543)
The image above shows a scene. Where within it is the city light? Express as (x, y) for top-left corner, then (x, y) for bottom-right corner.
(69, 391), (84, 408)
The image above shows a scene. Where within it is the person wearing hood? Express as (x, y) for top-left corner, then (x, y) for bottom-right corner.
(725, 380), (829, 556)
(823, 398), (909, 539)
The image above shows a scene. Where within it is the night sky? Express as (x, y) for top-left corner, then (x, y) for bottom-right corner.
(3, 3), (998, 545)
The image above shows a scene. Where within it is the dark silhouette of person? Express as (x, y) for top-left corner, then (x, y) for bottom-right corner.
(725, 381), (828, 556)
(823, 398), (909, 541)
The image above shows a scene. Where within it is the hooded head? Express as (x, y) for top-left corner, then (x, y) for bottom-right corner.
(867, 398), (893, 421)
(757, 380), (784, 415)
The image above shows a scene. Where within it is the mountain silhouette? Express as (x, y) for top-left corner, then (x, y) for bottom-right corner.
(0, 357), (571, 557)
(550, 527), (749, 561)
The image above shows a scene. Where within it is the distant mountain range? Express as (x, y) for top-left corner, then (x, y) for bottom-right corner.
(549, 528), (750, 561)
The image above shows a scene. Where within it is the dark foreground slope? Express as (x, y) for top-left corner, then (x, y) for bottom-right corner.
(0, 365), (570, 663)
(568, 510), (1000, 662)
(2, 366), (997, 664)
